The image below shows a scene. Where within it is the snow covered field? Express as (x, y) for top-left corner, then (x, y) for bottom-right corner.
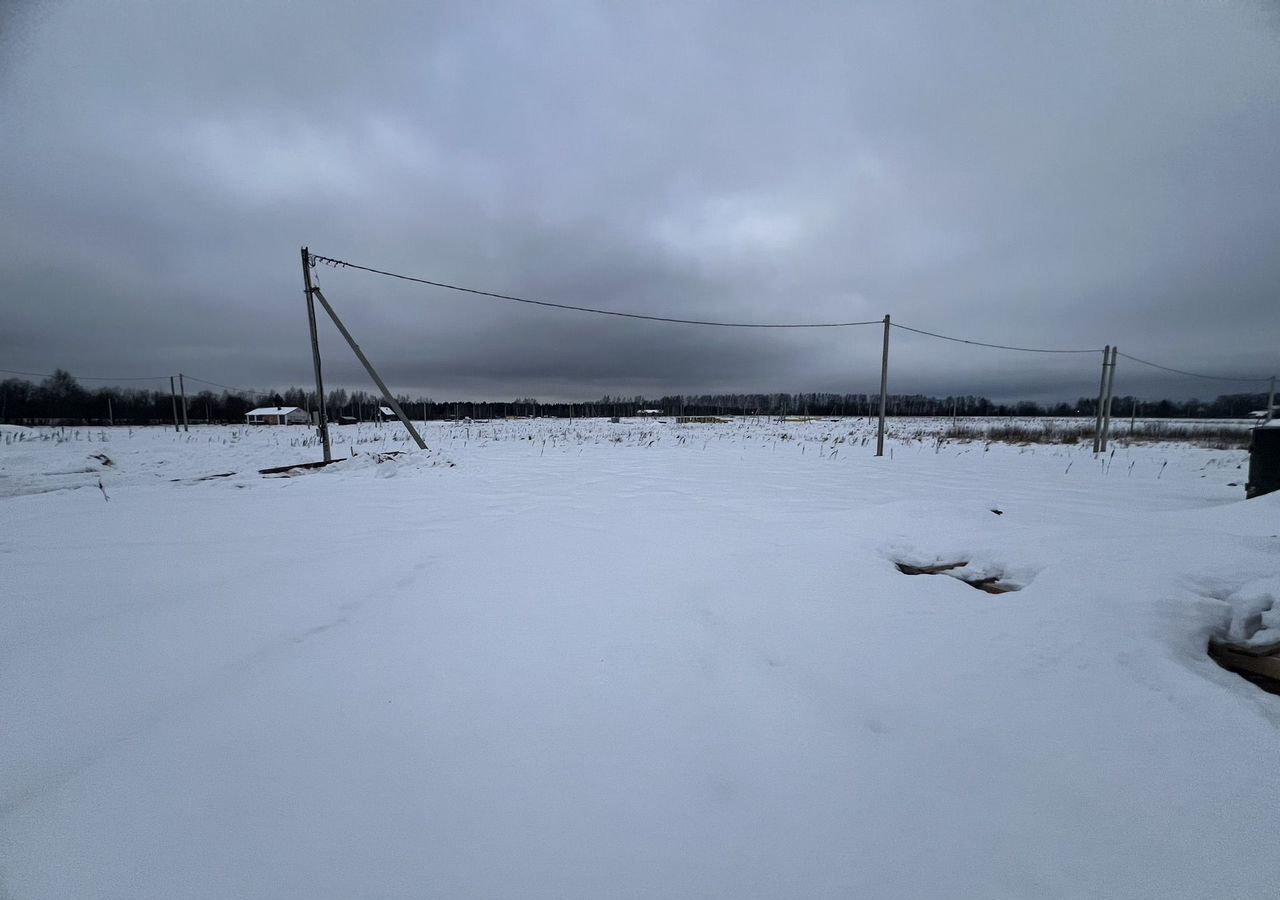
(3, 418), (1278, 899)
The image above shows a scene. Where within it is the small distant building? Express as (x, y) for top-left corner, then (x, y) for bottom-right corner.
(246, 406), (310, 426)
(378, 406), (395, 420)
(637, 409), (663, 417)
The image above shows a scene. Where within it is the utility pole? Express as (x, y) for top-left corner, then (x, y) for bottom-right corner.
(1093, 345), (1111, 453)
(1099, 346), (1118, 452)
(169, 376), (180, 433)
(107, 396), (114, 427)
(178, 373), (189, 432)
(1267, 376), (1277, 424)
(876, 314), (890, 457)
(301, 247), (332, 463)
(310, 286), (428, 450)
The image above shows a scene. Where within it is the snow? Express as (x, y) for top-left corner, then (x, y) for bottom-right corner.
(1220, 575), (1280, 649)
(2, 418), (1278, 899)
(245, 406), (302, 416)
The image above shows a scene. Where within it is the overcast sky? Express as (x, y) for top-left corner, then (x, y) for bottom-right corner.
(2, 1), (1278, 403)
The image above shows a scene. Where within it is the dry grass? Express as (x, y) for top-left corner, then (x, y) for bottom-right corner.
(938, 421), (1251, 449)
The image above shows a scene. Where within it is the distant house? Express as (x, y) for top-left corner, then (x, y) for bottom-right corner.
(637, 409), (663, 417)
(378, 406), (395, 420)
(246, 406), (310, 425)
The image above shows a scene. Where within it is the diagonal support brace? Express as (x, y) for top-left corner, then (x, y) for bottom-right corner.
(310, 286), (428, 450)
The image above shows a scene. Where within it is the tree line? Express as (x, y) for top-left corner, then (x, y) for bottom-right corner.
(0, 371), (1271, 425)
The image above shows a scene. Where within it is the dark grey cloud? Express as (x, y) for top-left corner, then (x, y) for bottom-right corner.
(2, 1), (1278, 403)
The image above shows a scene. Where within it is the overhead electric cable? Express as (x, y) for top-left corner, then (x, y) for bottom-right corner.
(1114, 352), (1273, 384)
(889, 322), (1101, 354)
(0, 367), (172, 382)
(183, 375), (273, 396)
(309, 254), (882, 328)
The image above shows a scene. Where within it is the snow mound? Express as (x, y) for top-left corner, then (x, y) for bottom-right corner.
(1220, 575), (1280, 650)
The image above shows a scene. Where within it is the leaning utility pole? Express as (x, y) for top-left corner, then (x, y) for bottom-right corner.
(1267, 375), (1276, 424)
(178, 373), (189, 432)
(1093, 345), (1111, 453)
(876, 314), (890, 457)
(310, 286), (428, 450)
(169, 376), (180, 433)
(301, 248), (332, 463)
(1099, 346), (1118, 452)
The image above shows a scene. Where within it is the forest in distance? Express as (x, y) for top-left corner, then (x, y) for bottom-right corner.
(1, 370), (1272, 426)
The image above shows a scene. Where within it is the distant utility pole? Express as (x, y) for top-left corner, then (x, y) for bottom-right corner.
(301, 247), (333, 463)
(107, 396), (114, 426)
(178, 373), (189, 432)
(169, 376), (180, 433)
(876, 314), (890, 457)
(1267, 376), (1277, 424)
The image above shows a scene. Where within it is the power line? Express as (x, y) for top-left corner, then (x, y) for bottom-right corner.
(1, 368), (276, 395)
(311, 252), (1275, 379)
(889, 322), (1100, 354)
(1115, 352), (1273, 384)
(0, 367), (171, 382)
(182, 375), (273, 396)
(309, 254), (883, 328)
(891, 325), (1273, 381)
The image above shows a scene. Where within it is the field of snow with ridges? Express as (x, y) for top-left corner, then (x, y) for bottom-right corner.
(2, 419), (1277, 900)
